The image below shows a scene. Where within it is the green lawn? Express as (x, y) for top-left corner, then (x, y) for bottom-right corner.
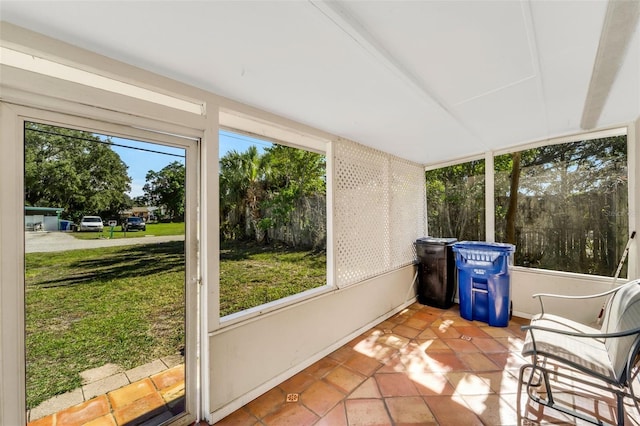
(25, 242), (185, 409)
(25, 239), (325, 408)
(219, 241), (327, 316)
(71, 222), (185, 240)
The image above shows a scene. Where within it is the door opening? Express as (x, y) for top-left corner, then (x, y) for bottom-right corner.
(23, 119), (197, 426)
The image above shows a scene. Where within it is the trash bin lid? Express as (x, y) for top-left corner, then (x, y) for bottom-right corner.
(416, 237), (457, 245)
(452, 241), (515, 253)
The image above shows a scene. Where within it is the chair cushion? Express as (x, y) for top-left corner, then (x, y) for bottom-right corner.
(522, 314), (615, 382)
(601, 281), (640, 381)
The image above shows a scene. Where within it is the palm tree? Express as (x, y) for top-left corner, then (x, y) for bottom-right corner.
(243, 146), (270, 242)
(219, 146), (270, 242)
(220, 150), (247, 239)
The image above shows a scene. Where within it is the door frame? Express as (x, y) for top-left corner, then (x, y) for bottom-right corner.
(0, 102), (201, 426)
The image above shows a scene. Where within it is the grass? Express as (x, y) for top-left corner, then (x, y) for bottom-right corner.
(25, 238), (326, 409)
(25, 242), (185, 409)
(71, 222), (185, 240)
(219, 240), (327, 317)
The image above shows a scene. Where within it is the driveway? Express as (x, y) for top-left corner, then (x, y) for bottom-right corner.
(25, 231), (185, 253)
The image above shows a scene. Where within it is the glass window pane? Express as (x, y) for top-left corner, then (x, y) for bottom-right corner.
(494, 135), (628, 276)
(425, 160), (486, 241)
(219, 130), (327, 317)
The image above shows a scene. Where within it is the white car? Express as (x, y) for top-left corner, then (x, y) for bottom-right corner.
(79, 216), (104, 232)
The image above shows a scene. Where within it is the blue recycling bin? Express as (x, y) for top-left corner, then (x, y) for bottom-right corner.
(452, 241), (515, 327)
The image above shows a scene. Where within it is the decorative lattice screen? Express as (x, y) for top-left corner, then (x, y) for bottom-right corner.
(334, 139), (426, 287)
(389, 156), (427, 268)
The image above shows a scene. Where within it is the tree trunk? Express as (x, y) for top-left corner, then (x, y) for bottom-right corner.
(505, 152), (521, 244)
(246, 183), (266, 243)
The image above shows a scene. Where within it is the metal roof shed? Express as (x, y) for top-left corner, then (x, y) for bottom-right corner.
(24, 206), (65, 231)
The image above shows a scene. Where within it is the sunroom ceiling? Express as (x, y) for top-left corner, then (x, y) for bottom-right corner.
(1, 1), (639, 165)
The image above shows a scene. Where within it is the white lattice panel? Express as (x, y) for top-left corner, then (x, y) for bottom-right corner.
(334, 140), (426, 288)
(390, 157), (427, 268)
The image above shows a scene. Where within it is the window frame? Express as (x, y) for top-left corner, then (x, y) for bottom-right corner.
(424, 155), (488, 241)
(425, 125), (634, 279)
(1, 104), (202, 426)
(216, 125), (333, 328)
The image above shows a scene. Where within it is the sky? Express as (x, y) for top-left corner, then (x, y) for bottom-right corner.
(109, 130), (271, 198)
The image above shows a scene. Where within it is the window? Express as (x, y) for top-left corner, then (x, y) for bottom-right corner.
(494, 135), (628, 276)
(425, 159), (486, 241)
(219, 130), (327, 317)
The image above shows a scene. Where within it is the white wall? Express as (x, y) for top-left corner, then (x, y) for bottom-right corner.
(510, 268), (626, 323)
(207, 265), (416, 422)
(43, 216), (59, 232)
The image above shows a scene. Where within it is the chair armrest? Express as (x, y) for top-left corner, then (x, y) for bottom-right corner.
(532, 285), (623, 315)
(522, 323), (640, 339)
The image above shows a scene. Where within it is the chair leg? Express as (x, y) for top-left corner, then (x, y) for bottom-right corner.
(520, 364), (550, 402)
(616, 393), (624, 426)
(518, 364), (544, 424)
(517, 364), (526, 423)
(628, 348), (640, 421)
(519, 363), (606, 425)
(541, 367), (553, 405)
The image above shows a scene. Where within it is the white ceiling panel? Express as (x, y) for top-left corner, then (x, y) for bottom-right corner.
(453, 78), (547, 148)
(348, 101), (486, 164)
(539, 49), (594, 135)
(342, 1), (535, 106)
(1, 0), (638, 165)
(530, 1), (606, 59)
(530, 1), (606, 135)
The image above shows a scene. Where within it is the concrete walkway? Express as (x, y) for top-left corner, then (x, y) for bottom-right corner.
(24, 231), (187, 425)
(25, 231), (184, 253)
(27, 356), (185, 425)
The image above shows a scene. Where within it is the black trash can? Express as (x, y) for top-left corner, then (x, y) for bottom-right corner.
(415, 237), (457, 309)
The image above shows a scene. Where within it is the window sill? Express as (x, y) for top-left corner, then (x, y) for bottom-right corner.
(216, 284), (335, 331)
(510, 265), (625, 283)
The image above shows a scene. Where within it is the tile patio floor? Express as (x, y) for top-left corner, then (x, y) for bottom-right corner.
(213, 302), (640, 426)
(27, 364), (185, 426)
(26, 302), (640, 425)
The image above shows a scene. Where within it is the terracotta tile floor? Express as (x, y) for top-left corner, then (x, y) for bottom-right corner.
(213, 303), (640, 426)
(28, 364), (185, 426)
(28, 302), (640, 425)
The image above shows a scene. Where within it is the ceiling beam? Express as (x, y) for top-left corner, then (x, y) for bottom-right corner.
(581, 0), (640, 130)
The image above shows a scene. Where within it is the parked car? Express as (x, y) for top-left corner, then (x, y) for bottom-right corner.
(122, 216), (146, 232)
(79, 216), (104, 232)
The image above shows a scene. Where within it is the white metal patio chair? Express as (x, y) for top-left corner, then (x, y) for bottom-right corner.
(518, 279), (640, 425)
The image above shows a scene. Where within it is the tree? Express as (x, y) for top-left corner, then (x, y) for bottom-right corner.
(505, 152), (521, 245)
(132, 195), (148, 207)
(219, 150), (249, 239)
(425, 160), (485, 240)
(495, 136), (628, 274)
(243, 147), (270, 242)
(260, 145), (326, 246)
(219, 146), (269, 242)
(143, 161), (186, 221)
(219, 144), (326, 246)
(24, 122), (131, 222)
